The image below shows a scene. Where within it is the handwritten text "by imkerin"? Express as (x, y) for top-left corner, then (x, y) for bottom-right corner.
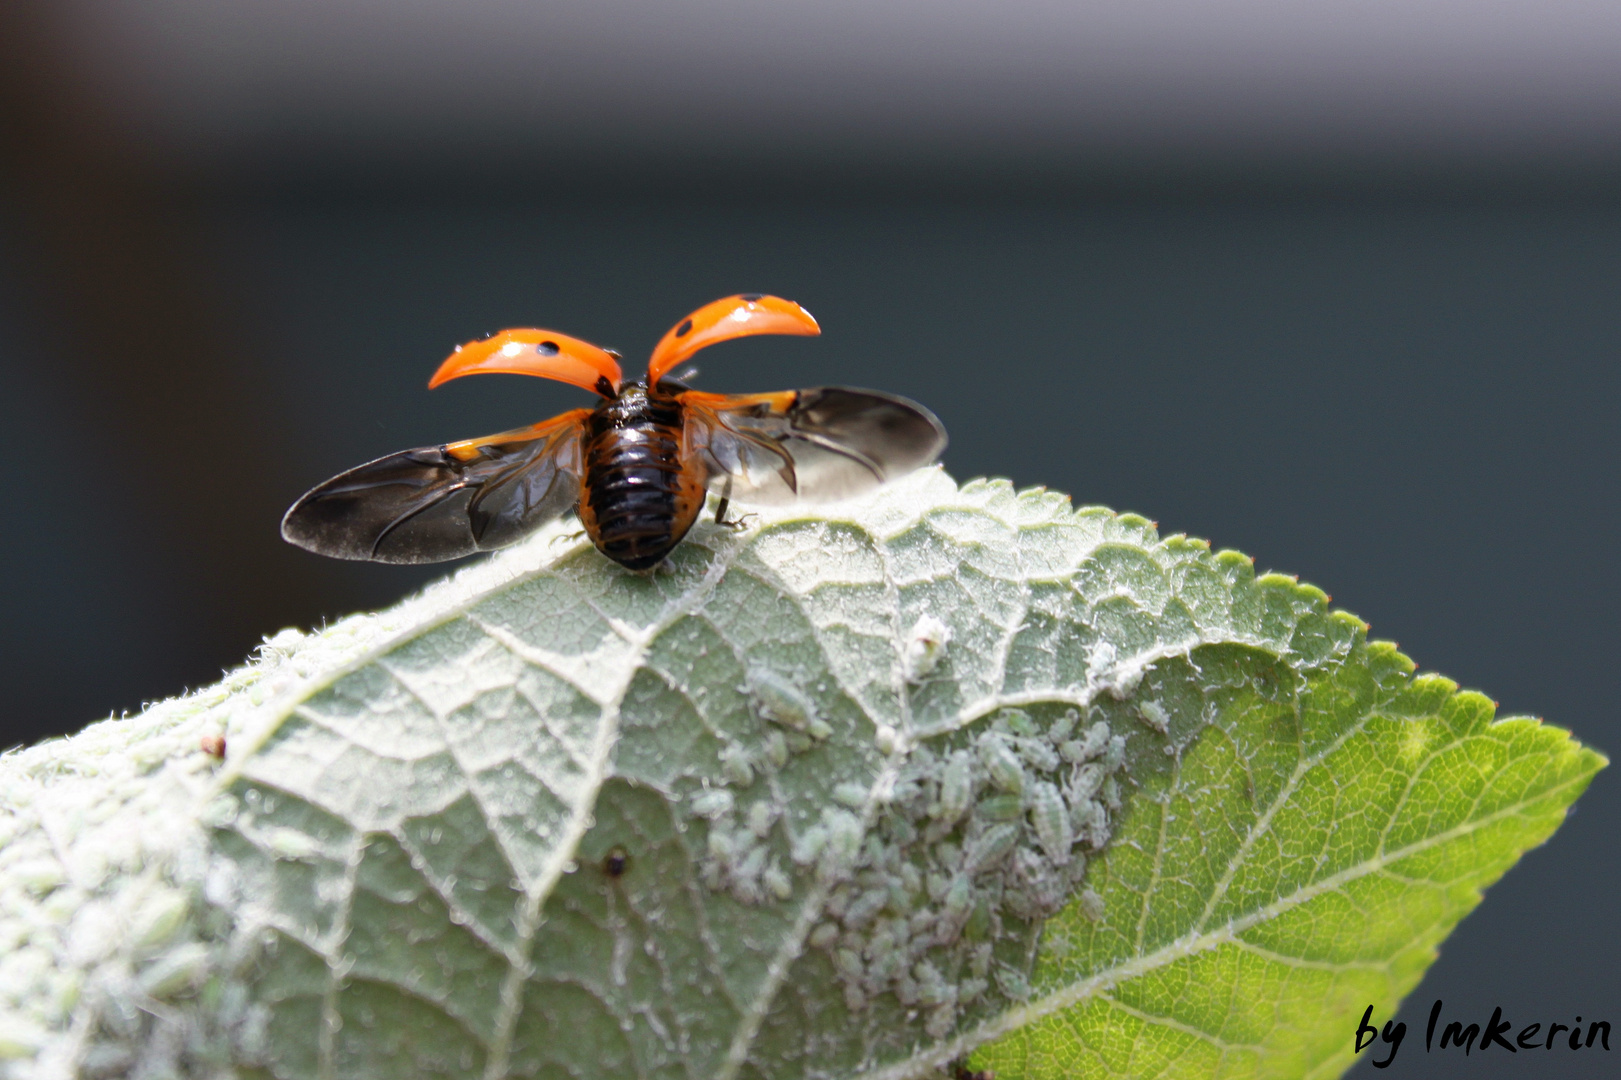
(1355, 1000), (1610, 1068)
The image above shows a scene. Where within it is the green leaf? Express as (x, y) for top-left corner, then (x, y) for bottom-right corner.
(0, 469), (1602, 1080)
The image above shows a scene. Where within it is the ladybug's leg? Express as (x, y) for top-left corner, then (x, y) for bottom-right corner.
(713, 478), (754, 531)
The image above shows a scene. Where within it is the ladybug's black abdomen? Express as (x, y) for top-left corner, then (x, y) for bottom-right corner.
(580, 383), (703, 570)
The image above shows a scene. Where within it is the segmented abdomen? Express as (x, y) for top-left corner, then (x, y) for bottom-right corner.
(579, 395), (704, 570)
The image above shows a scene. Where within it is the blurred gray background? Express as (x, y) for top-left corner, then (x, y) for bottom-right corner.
(1, 2), (1616, 1075)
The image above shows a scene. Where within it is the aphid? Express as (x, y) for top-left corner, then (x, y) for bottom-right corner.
(808, 922), (841, 949)
(1066, 763), (1104, 806)
(198, 734), (226, 759)
(974, 793), (1025, 822)
(1137, 700), (1170, 735)
(978, 737), (1025, 795)
(961, 824), (1020, 876)
(746, 666), (823, 736)
(746, 800), (778, 839)
(690, 789), (734, 820)
(602, 846), (630, 878)
(842, 888), (890, 930)
(933, 750), (975, 826)
(282, 295), (947, 570)
(1028, 781), (1073, 865)
(763, 862), (794, 901)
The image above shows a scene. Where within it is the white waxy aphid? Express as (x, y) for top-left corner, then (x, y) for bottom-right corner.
(747, 800), (778, 839)
(818, 809), (864, 883)
(843, 888), (890, 930)
(763, 731), (790, 768)
(898, 862), (923, 898)
(996, 966), (1032, 1000)
(1079, 887), (1106, 921)
(1011, 848), (1066, 916)
(979, 737), (1025, 795)
(266, 827), (320, 861)
(933, 750), (975, 824)
(1102, 775), (1122, 811)
(1028, 781), (1073, 865)
(747, 666), (818, 731)
(1103, 734), (1127, 773)
(1137, 699), (1170, 734)
(904, 614), (951, 681)
(1067, 763), (1104, 806)
(690, 789), (735, 820)
(1059, 739), (1089, 764)
(865, 936), (908, 985)
(1048, 707), (1079, 744)
(1016, 735), (1060, 772)
(128, 887), (191, 951)
(706, 827), (737, 865)
(835, 948), (865, 983)
(736, 845), (767, 882)
(790, 826), (827, 867)
(1080, 801), (1111, 848)
(958, 977), (987, 1003)
(809, 922), (840, 949)
(137, 942), (211, 999)
(1080, 720), (1112, 760)
(926, 1003), (957, 1040)
(975, 793), (1024, 822)
(914, 961), (954, 1007)
(833, 782), (869, 809)
(934, 874), (973, 944)
(961, 823), (1020, 876)
(719, 744), (754, 787)
(998, 707), (1036, 736)
(908, 908), (935, 938)
(763, 861), (794, 902)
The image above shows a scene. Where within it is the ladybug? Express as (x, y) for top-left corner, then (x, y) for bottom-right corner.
(282, 295), (946, 570)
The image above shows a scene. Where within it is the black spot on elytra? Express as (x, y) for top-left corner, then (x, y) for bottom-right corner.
(538, 340), (560, 355)
(740, 293), (764, 302)
(675, 319), (693, 338)
(603, 846), (630, 877)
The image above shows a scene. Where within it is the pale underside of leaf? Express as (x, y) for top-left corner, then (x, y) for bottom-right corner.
(0, 468), (1603, 1080)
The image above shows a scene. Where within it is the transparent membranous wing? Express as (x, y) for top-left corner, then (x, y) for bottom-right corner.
(684, 387), (946, 506)
(281, 412), (588, 564)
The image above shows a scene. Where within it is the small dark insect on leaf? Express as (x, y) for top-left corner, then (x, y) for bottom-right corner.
(199, 734), (226, 758)
(952, 1066), (994, 1080)
(603, 846), (630, 878)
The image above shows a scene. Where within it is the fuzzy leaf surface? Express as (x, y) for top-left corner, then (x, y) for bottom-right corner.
(0, 469), (1602, 1080)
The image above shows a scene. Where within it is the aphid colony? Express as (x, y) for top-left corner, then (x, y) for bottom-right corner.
(690, 696), (1130, 1038)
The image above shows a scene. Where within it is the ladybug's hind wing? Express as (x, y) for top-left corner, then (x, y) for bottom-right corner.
(282, 409), (589, 564)
(682, 388), (946, 507)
